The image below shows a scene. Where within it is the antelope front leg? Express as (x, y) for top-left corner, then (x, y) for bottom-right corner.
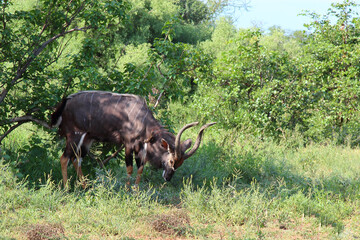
(135, 155), (144, 185)
(125, 146), (134, 186)
(135, 165), (144, 185)
(126, 165), (133, 186)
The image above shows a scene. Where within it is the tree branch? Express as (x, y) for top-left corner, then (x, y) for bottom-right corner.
(156, 58), (167, 80)
(0, 26), (91, 105)
(153, 91), (164, 109)
(0, 114), (53, 144)
(2, 115), (51, 129)
(0, 1), (89, 105)
(0, 122), (22, 145)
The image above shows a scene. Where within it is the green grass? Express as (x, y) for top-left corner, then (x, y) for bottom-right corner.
(1, 115), (360, 239)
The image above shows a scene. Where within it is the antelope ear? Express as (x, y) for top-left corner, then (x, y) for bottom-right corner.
(161, 139), (174, 153)
(182, 139), (192, 152)
(161, 139), (168, 148)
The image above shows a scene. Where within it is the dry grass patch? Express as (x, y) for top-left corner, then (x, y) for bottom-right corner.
(26, 223), (65, 240)
(151, 210), (190, 236)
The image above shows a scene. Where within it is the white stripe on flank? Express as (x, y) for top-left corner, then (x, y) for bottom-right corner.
(141, 110), (149, 123)
(115, 95), (122, 109)
(77, 133), (87, 153)
(128, 101), (137, 116)
(134, 100), (145, 120)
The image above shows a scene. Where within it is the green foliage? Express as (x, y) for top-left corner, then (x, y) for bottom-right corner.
(149, 36), (212, 100)
(201, 17), (237, 57)
(114, 0), (213, 45)
(298, 0), (360, 142)
(195, 28), (303, 136)
(192, 0), (360, 142)
(177, 0), (210, 24)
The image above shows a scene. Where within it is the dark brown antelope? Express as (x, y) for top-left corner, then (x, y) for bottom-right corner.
(50, 91), (215, 187)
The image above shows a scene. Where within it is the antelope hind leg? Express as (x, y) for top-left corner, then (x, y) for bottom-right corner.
(60, 154), (70, 188)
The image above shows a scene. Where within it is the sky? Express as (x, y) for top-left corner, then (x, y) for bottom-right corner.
(231, 0), (347, 31)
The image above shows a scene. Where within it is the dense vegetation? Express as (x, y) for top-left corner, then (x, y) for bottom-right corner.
(1, 0), (360, 239)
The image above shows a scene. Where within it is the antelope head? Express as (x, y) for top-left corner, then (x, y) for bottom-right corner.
(160, 122), (216, 181)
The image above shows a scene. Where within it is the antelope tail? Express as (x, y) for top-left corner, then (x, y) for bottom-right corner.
(50, 98), (68, 128)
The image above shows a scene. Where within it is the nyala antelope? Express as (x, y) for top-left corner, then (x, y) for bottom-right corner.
(51, 91), (215, 187)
